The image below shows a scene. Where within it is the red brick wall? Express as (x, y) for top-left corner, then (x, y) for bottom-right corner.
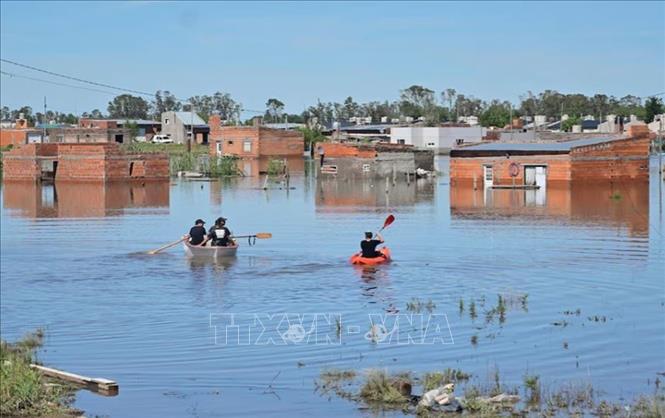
(209, 126), (304, 158)
(449, 155), (572, 186)
(0, 129), (28, 147)
(2, 144), (41, 180)
(570, 137), (649, 182)
(319, 142), (376, 158)
(257, 127), (304, 156)
(3, 143), (169, 182)
(78, 119), (118, 129)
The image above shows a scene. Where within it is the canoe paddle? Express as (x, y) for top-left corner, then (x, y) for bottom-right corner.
(231, 233), (272, 239)
(377, 214), (395, 233)
(147, 236), (187, 255)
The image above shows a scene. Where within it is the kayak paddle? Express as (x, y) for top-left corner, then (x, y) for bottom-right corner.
(378, 214), (395, 233)
(147, 236), (187, 255)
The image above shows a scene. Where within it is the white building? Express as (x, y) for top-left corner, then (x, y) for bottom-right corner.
(390, 126), (486, 153)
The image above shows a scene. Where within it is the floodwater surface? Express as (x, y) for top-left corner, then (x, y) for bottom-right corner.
(1, 157), (664, 417)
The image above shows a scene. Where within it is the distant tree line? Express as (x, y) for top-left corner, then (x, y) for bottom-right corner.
(3, 87), (663, 129)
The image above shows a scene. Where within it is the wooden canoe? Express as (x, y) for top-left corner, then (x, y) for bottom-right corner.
(183, 241), (238, 258)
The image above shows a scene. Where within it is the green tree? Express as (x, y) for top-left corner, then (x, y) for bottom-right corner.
(561, 115), (581, 132)
(265, 98), (285, 123)
(644, 97), (663, 123)
(107, 95), (150, 119)
(125, 121), (139, 142)
(442, 88), (457, 120)
(479, 101), (511, 127)
(399, 85), (435, 117)
(153, 90), (182, 118)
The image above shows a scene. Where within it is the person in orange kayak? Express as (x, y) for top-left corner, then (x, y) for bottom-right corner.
(360, 231), (385, 258)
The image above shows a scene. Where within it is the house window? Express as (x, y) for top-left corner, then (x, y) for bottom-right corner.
(165, 118), (170, 125)
(216, 142), (222, 154)
(397, 139), (405, 144)
(243, 140), (252, 152)
(455, 138), (464, 145)
(427, 142), (436, 147)
(227, 140), (234, 145)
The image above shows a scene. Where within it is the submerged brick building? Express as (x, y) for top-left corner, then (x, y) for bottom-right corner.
(208, 117), (304, 176)
(449, 124), (651, 188)
(316, 142), (435, 178)
(2, 143), (169, 182)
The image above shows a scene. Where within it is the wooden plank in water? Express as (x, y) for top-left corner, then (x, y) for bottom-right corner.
(30, 364), (119, 396)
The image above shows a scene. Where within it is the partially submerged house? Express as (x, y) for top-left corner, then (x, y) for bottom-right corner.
(317, 142), (434, 179)
(2, 143), (169, 182)
(208, 118), (305, 176)
(449, 124), (651, 189)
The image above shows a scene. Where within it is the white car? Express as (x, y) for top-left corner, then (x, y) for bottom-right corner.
(152, 134), (173, 144)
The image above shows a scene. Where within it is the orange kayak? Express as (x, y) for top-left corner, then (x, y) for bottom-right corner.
(349, 247), (391, 265)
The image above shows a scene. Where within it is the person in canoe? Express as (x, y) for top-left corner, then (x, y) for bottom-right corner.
(186, 219), (208, 246)
(360, 231), (385, 258)
(208, 217), (233, 247)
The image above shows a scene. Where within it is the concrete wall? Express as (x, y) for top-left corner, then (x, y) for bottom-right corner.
(161, 111), (186, 144)
(390, 126), (485, 152)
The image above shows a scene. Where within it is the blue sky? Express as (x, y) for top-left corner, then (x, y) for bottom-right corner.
(1, 1), (664, 117)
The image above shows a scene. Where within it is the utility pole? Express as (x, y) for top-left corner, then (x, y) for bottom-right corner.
(42, 96), (47, 143)
(188, 103), (193, 153)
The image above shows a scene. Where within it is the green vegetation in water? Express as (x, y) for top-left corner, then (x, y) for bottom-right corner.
(359, 369), (411, 405)
(207, 156), (240, 177)
(0, 329), (77, 417)
(422, 369), (471, 391)
(469, 300), (477, 320)
(317, 366), (664, 417)
(458, 299), (464, 314)
(315, 369), (357, 400)
(266, 158), (286, 177)
(406, 298), (436, 313)
(523, 374), (541, 405)
(122, 142), (208, 156)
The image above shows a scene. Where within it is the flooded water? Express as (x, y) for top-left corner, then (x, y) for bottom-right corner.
(1, 156), (664, 417)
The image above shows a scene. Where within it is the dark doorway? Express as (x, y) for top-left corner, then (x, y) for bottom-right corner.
(115, 134), (124, 143)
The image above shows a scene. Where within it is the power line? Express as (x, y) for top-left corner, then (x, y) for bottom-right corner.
(1, 58), (154, 97)
(1, 58), (264, 116)
(1, 70), (120, 96)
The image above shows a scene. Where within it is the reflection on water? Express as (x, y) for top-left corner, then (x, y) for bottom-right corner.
(0, 157), (663, 418)
(451, 182), (649, 236)
(315, 177), (434, 212)
(2, 181), (169, 218)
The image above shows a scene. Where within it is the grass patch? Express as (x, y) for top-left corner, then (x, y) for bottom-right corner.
(207, 156), (240, 177)
(422, 369), (471, 391)
(0, 329), (77, 417)
(359, 369), (411, 405)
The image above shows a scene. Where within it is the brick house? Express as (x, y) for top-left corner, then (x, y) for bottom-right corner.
(2, 143), (169, 182)
(449, 124), (652, 188)
(208, 116), (304, 175)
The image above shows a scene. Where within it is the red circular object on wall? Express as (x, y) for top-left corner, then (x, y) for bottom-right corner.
(509, 162), (519, 177)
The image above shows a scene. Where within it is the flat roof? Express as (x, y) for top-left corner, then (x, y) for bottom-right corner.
(452, 136), (626, 155)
